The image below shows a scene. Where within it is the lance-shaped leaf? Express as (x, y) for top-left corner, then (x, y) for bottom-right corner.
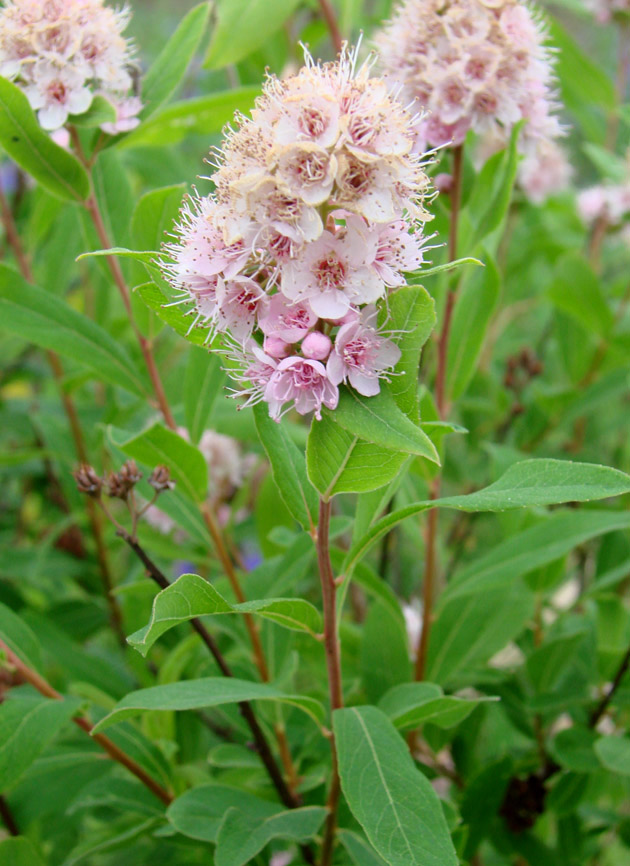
(467, 122), (521, 245)
(446, 250), (500, 403)
(331, 386), (440, 462)
(139, 2), (211, 121)
(111, 424), (208, 503)
(184, 348), (225, 445)
(167, 784), (280, 842)
(344, 459), (630, 573)
(132, 184), (186, 252)
(334, 706), (458, 866)
(205, 0), (302, 68)
(0, 694), (82, 791)
(128, 573), (322, 655)
(0, 264), (148, 397)
(378, 683), (497, 731)
(381, 284), (436, 422)
(92, 678), (324, 733)
(119, 88), (259, 149)
(307, 414), (407, 500)
(254, 403), (318, 530)
(136, 281), (211, 346)
(216, 806), (327, 866)
(0, 76), (89, 201)
(0, 601), (42, 671)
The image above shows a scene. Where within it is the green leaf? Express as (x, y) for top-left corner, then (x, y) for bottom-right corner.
(361, 603), (411, 704)
(339, 830), (388, 866)
(136, 280), (212, 346)
(254, 403), (318, 531)
(110, 424), (208, 503)
(594, 736), (630, 776)
(414, 257), (483, 279)
(331, 386), (440, 462)
(71, 94), (117, 128)
(0, 264), (148, 397)
(550, 727), (600, 773)
(185, 347), (225, 444)
(378, 683), (495, 731)
(446, 251), (500, 403)
(0, 602), (41, 671)
(427, 581), (534, 685)
(216, 806), (327, 866)
(382, 284), (436, 422)
(0, 838), (45, 866)
(344, 460), (630, 573)
(119, 88), (259, 149)
(66, 775), (164, 818)
(139, 3), (211, 120)
(131, 184), (186, 252)
(444, 511), (630, 602)
(127, 573), (322, 655)
(460, 757), (513, 858)
(0, 77), (89, 201)
(548, 254), (614, 338)
(526, 632), (590, 694)
(167, 784), (283, 842)
(205, 0), (301, 68)
(334, 706), (458, 866)
(92, 678), (324, 732)
(0, 694), (81, 791)
(468, 123), (520, 245)
(307, 415), (407, 499)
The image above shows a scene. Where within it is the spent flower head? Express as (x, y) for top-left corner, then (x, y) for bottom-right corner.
(164, 44), (435, 421)
(0, 0), (141, 133)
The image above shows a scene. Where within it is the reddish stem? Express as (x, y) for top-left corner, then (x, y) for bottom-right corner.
(317, 0), (343, 55)
(0, 638), (173, 806)
(316, 498), (343, 866)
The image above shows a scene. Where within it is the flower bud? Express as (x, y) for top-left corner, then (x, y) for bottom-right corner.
(74, 464), (102, 497)
(149, 465), (175, 493)
(263, 336), (290, 359)
(301, 331), (332, 361)
(434, 173), (454, 194)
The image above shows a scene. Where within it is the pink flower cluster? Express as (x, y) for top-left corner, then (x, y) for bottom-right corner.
(577, 182), (630, 226)
(0, 0), (141, 134)
(165, 47), (434, 422)
(375, 0), (566, 200)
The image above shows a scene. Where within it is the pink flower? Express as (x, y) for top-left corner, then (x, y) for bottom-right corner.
(258, 294), (317, 343)
(24, 61), (92, 129)
(216, 277), (266, 342)
(280, 228), (384, 319)
(362, 218), (429, 287)
(265, 357), (339, 420)
(327, 306), (401, 396)
(101, 94), (142, 135)
(275, 142), (337, 206)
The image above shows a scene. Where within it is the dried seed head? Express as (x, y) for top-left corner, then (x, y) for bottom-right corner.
(105, 460), (141, 499)
(73, 463), (102, 497)
(149, 465), (175, 493)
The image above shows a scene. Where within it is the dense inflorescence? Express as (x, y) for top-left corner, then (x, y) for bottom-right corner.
(375, 0), (568, 201)
(0, 0), (141, 133)
(578, 180), (630, 226)
(164, 46), (435, 421)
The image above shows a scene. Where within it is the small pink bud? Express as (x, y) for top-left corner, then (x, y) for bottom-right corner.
(301, 331), (332, 361)
(434, 173), (454, 194)
(263, 336), (290, 359)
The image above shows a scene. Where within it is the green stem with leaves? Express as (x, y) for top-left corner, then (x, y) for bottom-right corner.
(316, 497), (344, 866)
(415, 144), (464, 682)
(0, 181), (125, 647)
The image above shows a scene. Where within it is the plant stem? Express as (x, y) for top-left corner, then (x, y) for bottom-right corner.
(435, 143), (464, 419)
(0, 638), (172, 806)
(73, 135), (300, 791)
(317, 0), (343, 54)
(118, 529), (313, 863)
(589, 642), (630, 727)
(415, 145), (464, 682)
(0, 182), (125, 647)
(83, 192), (176, 430)
(316, 498), (343, 866)
(0, 795), (19, 836)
